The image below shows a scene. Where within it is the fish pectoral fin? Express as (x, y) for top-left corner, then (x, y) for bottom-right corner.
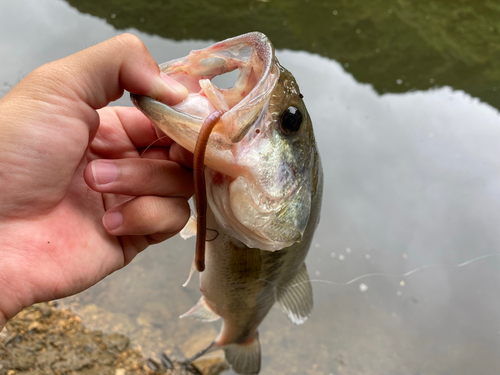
(179, 296), (220, 322)
(182, 256), (197, 287)
(277, 263), (313, 325)
(180, 215), (197, 239)
(224, 332), (261, 375)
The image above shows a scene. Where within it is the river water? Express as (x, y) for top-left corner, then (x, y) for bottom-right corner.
(2, 0), (500, 374)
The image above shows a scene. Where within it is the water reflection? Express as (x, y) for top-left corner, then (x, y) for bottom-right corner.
(1, 0), (500, 374)
(63, 0), (500, 111)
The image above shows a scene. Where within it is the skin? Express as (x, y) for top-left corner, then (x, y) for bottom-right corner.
(0, 34), (195, 331)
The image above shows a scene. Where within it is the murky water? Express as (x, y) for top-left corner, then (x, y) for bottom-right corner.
(2, 0), (500, 374)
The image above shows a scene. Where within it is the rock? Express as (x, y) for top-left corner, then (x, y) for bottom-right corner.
(102, 333), (130, 354)
(1, 302), (228, 375)
(37, 303), (53, 318)
(27, 321), (47, 333)
(36, 346), (60, 366)
(8, 347), (37, 370)
(51, 351), (94, 371)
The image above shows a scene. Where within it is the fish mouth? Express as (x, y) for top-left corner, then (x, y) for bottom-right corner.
(131, 32), (278, 178)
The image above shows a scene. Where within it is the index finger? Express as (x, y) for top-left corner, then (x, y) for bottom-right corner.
(93, 106), (194, 168)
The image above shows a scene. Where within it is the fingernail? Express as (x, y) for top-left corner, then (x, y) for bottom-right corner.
(104, 211), (123, 231)
(92, 161), (118, 185)
(160, 72), (188, 95)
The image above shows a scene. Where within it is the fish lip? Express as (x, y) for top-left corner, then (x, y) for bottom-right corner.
(131, 32), (277, 159)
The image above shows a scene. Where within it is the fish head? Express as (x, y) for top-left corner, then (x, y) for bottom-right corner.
(131, 32), (321, 251)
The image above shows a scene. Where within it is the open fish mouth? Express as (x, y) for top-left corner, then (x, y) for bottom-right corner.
(132, 32), (317, 251)
(131, 32), (278, 178)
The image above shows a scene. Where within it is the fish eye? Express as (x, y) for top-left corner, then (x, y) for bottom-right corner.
(279, 106), (302, 135)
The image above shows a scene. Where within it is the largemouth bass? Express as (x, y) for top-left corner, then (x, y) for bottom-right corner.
(131, 32), (323, 375)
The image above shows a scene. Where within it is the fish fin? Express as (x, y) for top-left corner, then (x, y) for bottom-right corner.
(180, 296), (220, 322)
(277, 263), (313, 325)
(224, 332), (261, 375)
(180, 215), (197, 239)
(182, 256), (197, 287)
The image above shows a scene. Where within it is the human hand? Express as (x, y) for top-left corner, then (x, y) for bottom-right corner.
(0, 34), (193, 330)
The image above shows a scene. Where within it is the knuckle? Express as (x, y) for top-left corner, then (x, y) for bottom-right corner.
(122, 197), (190, 236)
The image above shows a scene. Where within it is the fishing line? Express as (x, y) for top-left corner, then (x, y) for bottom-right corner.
(139, 135), (171, 158)
(205, 229), (219, 242)
(283, 252), (499, 290)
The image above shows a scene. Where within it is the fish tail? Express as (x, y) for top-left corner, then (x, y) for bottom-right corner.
(223, 331), (261, 375)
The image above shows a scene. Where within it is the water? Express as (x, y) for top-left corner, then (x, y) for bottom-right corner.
(2, 0), (500, 374)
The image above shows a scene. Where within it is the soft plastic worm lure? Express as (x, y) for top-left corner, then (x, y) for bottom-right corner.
(193, 110), (225, 272)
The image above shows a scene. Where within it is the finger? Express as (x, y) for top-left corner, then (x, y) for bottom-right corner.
(102, 196), (190, 238)
(10, 34), (188, 141)
(105, 107), (174, 149)
(84, 159), (194, 199)
(49, 33), (187, 108)
(0, 34), (188, 192)
(118, 232), (171, 266)
(91, 106), (174, 159)
(96, 107), (191, 165)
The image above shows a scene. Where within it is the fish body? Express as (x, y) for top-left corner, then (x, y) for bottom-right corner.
(131, 32), (323, 374)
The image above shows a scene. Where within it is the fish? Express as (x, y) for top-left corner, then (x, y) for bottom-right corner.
(131, 32), (323, 375)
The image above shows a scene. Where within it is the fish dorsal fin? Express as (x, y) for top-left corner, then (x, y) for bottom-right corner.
(180, 215), (197, 239)
(180, 296), (220, 322)
(224, 331), (261, 375)
(277, 263), (313, 325)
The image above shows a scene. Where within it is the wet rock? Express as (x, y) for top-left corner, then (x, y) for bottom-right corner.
(36, 346), (59, 366)
(135, 302), (173, 329)
(51, 351), (94, 371)
(180, 328), (219, 357)
(0, 303), (227, 375)
(195, 357), (229, 375)
(6, 347), (37, 370)
(27, 321), (47, 333)
(37, 304), (53, 318)
(103, 333), (130, 354)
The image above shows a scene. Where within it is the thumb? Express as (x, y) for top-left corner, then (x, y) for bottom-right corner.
(0, 34), (187, 208)
(43, 33), (188, 109)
